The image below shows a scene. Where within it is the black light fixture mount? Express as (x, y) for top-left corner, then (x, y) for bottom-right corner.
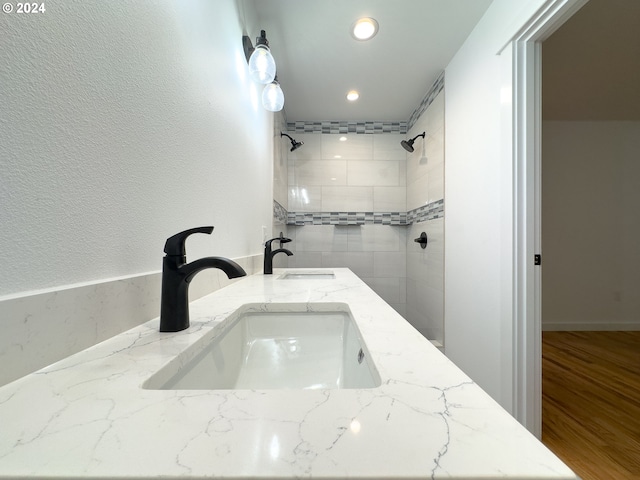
(242, 30), (269, 63)
(281, 132), (304, 152)
(401, 131), (426, 153)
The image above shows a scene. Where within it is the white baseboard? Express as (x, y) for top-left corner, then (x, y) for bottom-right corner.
(543, 322), (640, 331)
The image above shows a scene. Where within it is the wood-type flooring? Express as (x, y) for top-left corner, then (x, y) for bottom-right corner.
(542, 331), (640, 479)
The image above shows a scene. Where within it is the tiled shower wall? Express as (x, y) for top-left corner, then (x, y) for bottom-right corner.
(405, 91), (445, 344)
(272, 111), (289, 250)
(278, 82), (444, 345)
(285, 133), (408, 315)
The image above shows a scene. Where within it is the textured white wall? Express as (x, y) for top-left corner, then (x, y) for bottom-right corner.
(542, 121), (640, 330)
(0, 0), (273, 297)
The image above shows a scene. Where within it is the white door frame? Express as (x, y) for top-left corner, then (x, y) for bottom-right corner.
(510, 0), (589, 437)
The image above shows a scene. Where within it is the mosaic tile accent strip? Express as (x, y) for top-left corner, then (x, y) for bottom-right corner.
(285, 121), (408, 135)
(287, 211), (409, 226)
(273, 200), (288, 225)
(279, 199), (444, 226)
(407, 72), (445, 131)
(283, 199), (444, 226)
(407, 199), (444, 223)
(287, 212), (408, 226)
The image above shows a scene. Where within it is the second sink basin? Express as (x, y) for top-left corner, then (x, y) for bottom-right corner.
(278, 270), (335, 280)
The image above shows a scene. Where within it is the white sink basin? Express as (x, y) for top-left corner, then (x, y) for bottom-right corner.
(278, 270), (335, 280)
(144, 303), (380, 390)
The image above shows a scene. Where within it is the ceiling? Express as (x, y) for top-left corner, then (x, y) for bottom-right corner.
(247, 0), (492, 123)
(543, 0), (640, 120)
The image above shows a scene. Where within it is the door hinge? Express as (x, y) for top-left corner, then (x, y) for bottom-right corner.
(534, 254), (541, 266)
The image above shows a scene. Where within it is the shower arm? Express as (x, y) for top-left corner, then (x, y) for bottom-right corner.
(280, 132), (295, 142)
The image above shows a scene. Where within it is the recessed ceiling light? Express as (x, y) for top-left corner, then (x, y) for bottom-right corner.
(351, 17), (379, 41)
(339, 136), (347, 141)
(346, 90), (359, 101)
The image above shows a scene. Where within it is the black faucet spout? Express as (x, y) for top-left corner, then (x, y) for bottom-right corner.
(159, 227), (247, 332)
(271, 248), (293, 257)
(181, 257), (246, 282)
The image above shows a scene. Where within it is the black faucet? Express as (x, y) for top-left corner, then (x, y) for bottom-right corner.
(160, 226), (247, 332)
(263, 232), (293, 274)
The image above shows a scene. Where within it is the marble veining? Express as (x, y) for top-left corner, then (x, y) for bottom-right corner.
(0, 254), (262, 387)
(0, 269), (577, 479)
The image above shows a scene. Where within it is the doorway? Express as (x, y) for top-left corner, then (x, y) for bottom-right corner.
(539, 0), (640, 476)
(512, 0), (640, 441)
(541, 0), (640, 332)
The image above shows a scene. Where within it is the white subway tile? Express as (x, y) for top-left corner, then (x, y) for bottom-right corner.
(373, 134), (406, 160)
(295, 160), (347, 186)
(428, 162), (444, 204)
(424, 92), (445, 133)
(347, 160), (400, 186)
(322, 186), (373, 211)
(406, 180), (430, 212)
(348, 225), (406, 252)
(374, 252), (407, 278)
(293, 225), (349, 252)
(287, 251), (323, 268)
(374, 186), (406, 212)
(322, 134), (373, 160)
(288, 186), (322, 212)
(321, 252), (374, 277)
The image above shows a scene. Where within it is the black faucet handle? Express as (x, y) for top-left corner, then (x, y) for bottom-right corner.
(164, 226), (214, 256)
(278, 231), (292, 247)
(265, 235), (292, 248)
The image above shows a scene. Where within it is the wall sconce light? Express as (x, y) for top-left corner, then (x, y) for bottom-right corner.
(281, 132), (304, 151)
(263, 77), (285, 112)
(243, 29), (285, 112)
(243, 30), (276, 84)
(400, 132), (426, 153)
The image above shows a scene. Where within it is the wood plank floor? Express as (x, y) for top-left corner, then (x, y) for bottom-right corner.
(542, 331), (640, 480)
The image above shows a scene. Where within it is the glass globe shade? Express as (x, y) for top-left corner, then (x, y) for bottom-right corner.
(248, 45), (276, 84)
(262, 82), (284, 112)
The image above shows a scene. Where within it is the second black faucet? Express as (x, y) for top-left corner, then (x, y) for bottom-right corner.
(264, 232), (293, 274)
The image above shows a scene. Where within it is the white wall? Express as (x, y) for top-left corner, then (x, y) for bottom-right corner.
(542, 121), (640, 330)
(444, 0), (551, 410)
(0, 0), (274, 385)
(0, 0), (272, 297)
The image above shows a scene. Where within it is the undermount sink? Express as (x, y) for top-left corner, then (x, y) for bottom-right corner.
(278, 271), (335, 280)
(143, 302), (380, 390)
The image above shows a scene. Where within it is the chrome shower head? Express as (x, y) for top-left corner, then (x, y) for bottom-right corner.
(281, 132), (304, 152)
(401, 132), (426, 153)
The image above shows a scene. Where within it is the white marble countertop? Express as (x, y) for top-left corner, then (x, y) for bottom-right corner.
(0, 268), (577, 479)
